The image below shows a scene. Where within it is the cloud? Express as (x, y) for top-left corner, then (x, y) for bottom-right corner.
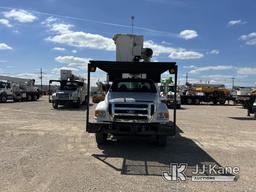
(53, 47), (66, 51)
(183, 65), (196, 69)
(44, 18), (203, 60)
(190, 65), (233, 74)
(3, 9), (37, 23)
(72, 49), (77, 53)
(47, 31), (115, 51)
(228, 19), (247, 26)
(237, 67), (256, 75)
(169, 50), (203, 59)
(55, 55), (91, 68)
(179, 30), (198, 40)
(0, 43), (13, 50)
(0, 18), (12, 27)
(240, 32), (256, 45)
(144, 40), (204, 59)
(207, 49), (220, 55)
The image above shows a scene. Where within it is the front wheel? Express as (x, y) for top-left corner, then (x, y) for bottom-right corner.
(156, 135), (167, 147)
(95, 132), (107, 145)
(0, 95), (7, 103)
(52, 101), (58, 109)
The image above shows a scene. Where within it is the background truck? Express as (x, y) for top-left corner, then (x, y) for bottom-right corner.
(232, 86), (255, 107)
(181, 83), (231, 105)
(0, 75), (40, 103)
(92, 81), (109, 103)
(160, 83), (181, 109)
(86, 34), (178, 147)
(49, 70), (87, 109)
(243, 89), (256, 118)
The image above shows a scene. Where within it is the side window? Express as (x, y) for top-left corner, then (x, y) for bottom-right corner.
(0, 82), (5, 89)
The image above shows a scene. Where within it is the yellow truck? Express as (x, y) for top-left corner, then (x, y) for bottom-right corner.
(181, 83), (231, 105)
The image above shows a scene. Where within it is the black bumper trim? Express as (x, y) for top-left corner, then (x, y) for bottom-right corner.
(86, 121), (176, 136)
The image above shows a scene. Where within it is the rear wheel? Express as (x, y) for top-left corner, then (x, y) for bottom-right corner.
(33, 95), (38, 101)
(156, 135), (167, 147)
(96, 132), (107, 145)
(186, 98), (193, 105)
(195, 98), (200, 105)
(27, 95), (32, 101)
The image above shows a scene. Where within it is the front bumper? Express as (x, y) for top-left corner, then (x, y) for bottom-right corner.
(86, 121), (176, 136)
(49, 99), (79, 105)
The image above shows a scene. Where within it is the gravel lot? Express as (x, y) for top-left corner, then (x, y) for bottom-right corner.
(0, 96), (255, 192)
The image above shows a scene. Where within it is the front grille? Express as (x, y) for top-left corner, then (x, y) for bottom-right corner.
(115, 110), (148, 114)
(57, 93), (69, 99)
(112, 102), (154, 122)
(114, 116), (148, 120)
(114, 103), (148, 108)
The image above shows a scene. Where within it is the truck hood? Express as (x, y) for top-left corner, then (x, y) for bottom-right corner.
(108, 92), (157, 103)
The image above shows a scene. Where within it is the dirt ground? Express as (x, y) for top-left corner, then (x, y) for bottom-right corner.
(0, 96), (255, 192)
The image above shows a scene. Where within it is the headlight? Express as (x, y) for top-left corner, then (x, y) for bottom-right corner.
(157, 112), (169, 119)
(94, 110), (106, 118)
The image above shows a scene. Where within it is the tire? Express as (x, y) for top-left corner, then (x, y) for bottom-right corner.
(187, 98), (193, 105)
(52, 101), (58, 109)
(156, 135), (167, 147)
(195, 99), (200, 105)
(95, 132), (107, 145)
(213, 100), (218, 105)
(219, 100), (226, 105)
(176, 104), (181, 109)
(74, 102), (81, 108)
(254, 112), (256, 119)
(33, 95), (38, 101)
(0, 95), (7, 103)
(27, 95), (32, 101)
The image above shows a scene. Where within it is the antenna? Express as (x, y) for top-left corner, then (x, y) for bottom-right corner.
(131, 16), (135, 34)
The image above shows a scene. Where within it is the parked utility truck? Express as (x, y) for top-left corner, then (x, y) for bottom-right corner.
(49, 70), (87, 109)
(86, 34), (178, 147)
(0, 75), (40, 103)
(160, 83), (181, 109)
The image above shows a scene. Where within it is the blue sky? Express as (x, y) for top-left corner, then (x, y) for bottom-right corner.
(0, 0), (256, 87)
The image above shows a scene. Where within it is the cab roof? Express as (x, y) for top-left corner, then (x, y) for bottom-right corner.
(88, 60), (177, 83)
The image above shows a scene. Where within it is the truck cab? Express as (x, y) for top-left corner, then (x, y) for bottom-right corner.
(160, 84), (181, 108)
(0, 81), (12, 102)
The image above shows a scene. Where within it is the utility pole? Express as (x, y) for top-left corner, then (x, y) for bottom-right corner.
(131, 16), (135, 34)
(39, 68), (43, 91)
(231, 77), (235, 90)
(185, 72), (188, 84)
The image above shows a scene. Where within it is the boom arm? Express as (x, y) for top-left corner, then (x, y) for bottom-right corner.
(0, 75), (35, 85)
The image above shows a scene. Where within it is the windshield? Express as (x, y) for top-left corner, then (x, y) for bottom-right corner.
(111, 79), (156, 93)
(60, 81), (83, 91)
